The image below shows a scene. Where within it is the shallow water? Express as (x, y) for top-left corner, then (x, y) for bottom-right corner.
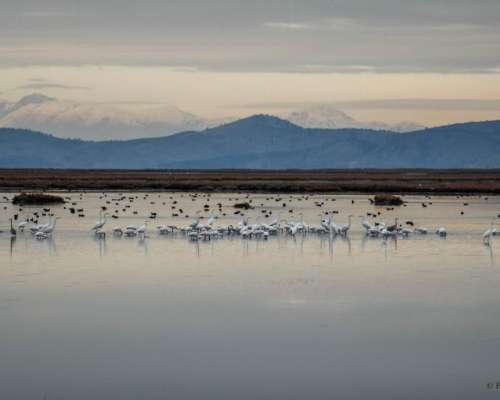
(1, 192), (500, 399)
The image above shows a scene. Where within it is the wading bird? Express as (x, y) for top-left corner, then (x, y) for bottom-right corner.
(40, 217), (60, 235)
(337, 215), (353, 236)
(91, 211), (109, 232)
(483, 219), (497, 245)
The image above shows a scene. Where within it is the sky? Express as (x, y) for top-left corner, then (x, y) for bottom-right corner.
(1, 0), (500, 125)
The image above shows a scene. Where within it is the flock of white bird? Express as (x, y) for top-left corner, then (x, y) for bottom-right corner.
(4, 215), (61, 240)
(3, 207), (498, 246)
(80, 211), (498, 246)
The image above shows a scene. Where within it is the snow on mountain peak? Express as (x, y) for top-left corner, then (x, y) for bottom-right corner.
(283, 104), (425, 132)
(285, 105), (358, 129)
(0, 95), (206, 140)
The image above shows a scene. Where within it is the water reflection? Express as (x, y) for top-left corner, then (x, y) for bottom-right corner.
(0, 192), (499, 399)
(93, 235), (107, 258)
(138, 235), (148, 256)
(485, 242), (495, 266)
(9, 235), (15, 257)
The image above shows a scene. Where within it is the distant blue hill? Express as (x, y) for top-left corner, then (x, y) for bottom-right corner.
(0, 115), (499, 169)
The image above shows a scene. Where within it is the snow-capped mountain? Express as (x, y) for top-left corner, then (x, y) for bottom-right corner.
(282, 105), (425, 132)
(283, 106), (359, 130)
(0, 94), (207, 140)
(0, 94), (425, 140)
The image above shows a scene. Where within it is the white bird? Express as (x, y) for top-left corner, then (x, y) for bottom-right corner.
(381, 228), (397, 238)
(189, 215), (201, 230)
(436, 227), (447, 237)
(91, 211), (108, 231)
(337, 215), (353, 236)
(329, 217), (339, 235)
(30, 217), (51, 234)
(137, 221), (148, 237)
(400, 227), (413, 237)
(17, 220), (28, 232)
(321, 216), (331, 231)
(207, 215), (215, 226)
(483, 219), (496, 245)
(35, 231), (49, 240)
(289, 223), (299, 236)
(359, 216), (373, 232)
(157, 225), (171, 235)
(39, 217), (60, 235)
(124, 228), (138, 237)
(238, 217), (249, 230)
(270, 214), (281, 227)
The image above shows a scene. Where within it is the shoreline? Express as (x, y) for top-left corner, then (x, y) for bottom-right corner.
(1, 169), (500, 195)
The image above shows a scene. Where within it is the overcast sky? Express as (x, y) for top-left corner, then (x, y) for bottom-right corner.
(1, 0), (500, 124)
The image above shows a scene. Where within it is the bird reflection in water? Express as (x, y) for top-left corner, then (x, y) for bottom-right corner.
(9, 235), (16, 257)
(138, 235), (148, 256)
(93, 235), (107, 258)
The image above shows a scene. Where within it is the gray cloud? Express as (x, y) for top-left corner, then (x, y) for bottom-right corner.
(0, 0), (499, 73)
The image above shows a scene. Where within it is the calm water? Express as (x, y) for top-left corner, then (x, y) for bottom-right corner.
(1, 192), (500, 399)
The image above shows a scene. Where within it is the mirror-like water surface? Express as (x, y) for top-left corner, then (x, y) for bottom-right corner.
(1, 192), (499, 399)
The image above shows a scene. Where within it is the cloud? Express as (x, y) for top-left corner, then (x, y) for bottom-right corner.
(238, 99), (500, 111)
(20, 11), (74, 18)
(29, 78), (49, 82)
(299, 64), (377, 73)
(264, 22), (311, 31)
(1, 1), (499, 74)
(320, 17), (361, 31)
(264, 18), (359, 32)
(336, 99), (500, 111)
(16, 83), (90, 91)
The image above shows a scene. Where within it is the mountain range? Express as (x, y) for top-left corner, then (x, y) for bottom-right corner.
(0, 94), (206, 140)
(0, 115), (499, 169)
(0, 94), (424, 140)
